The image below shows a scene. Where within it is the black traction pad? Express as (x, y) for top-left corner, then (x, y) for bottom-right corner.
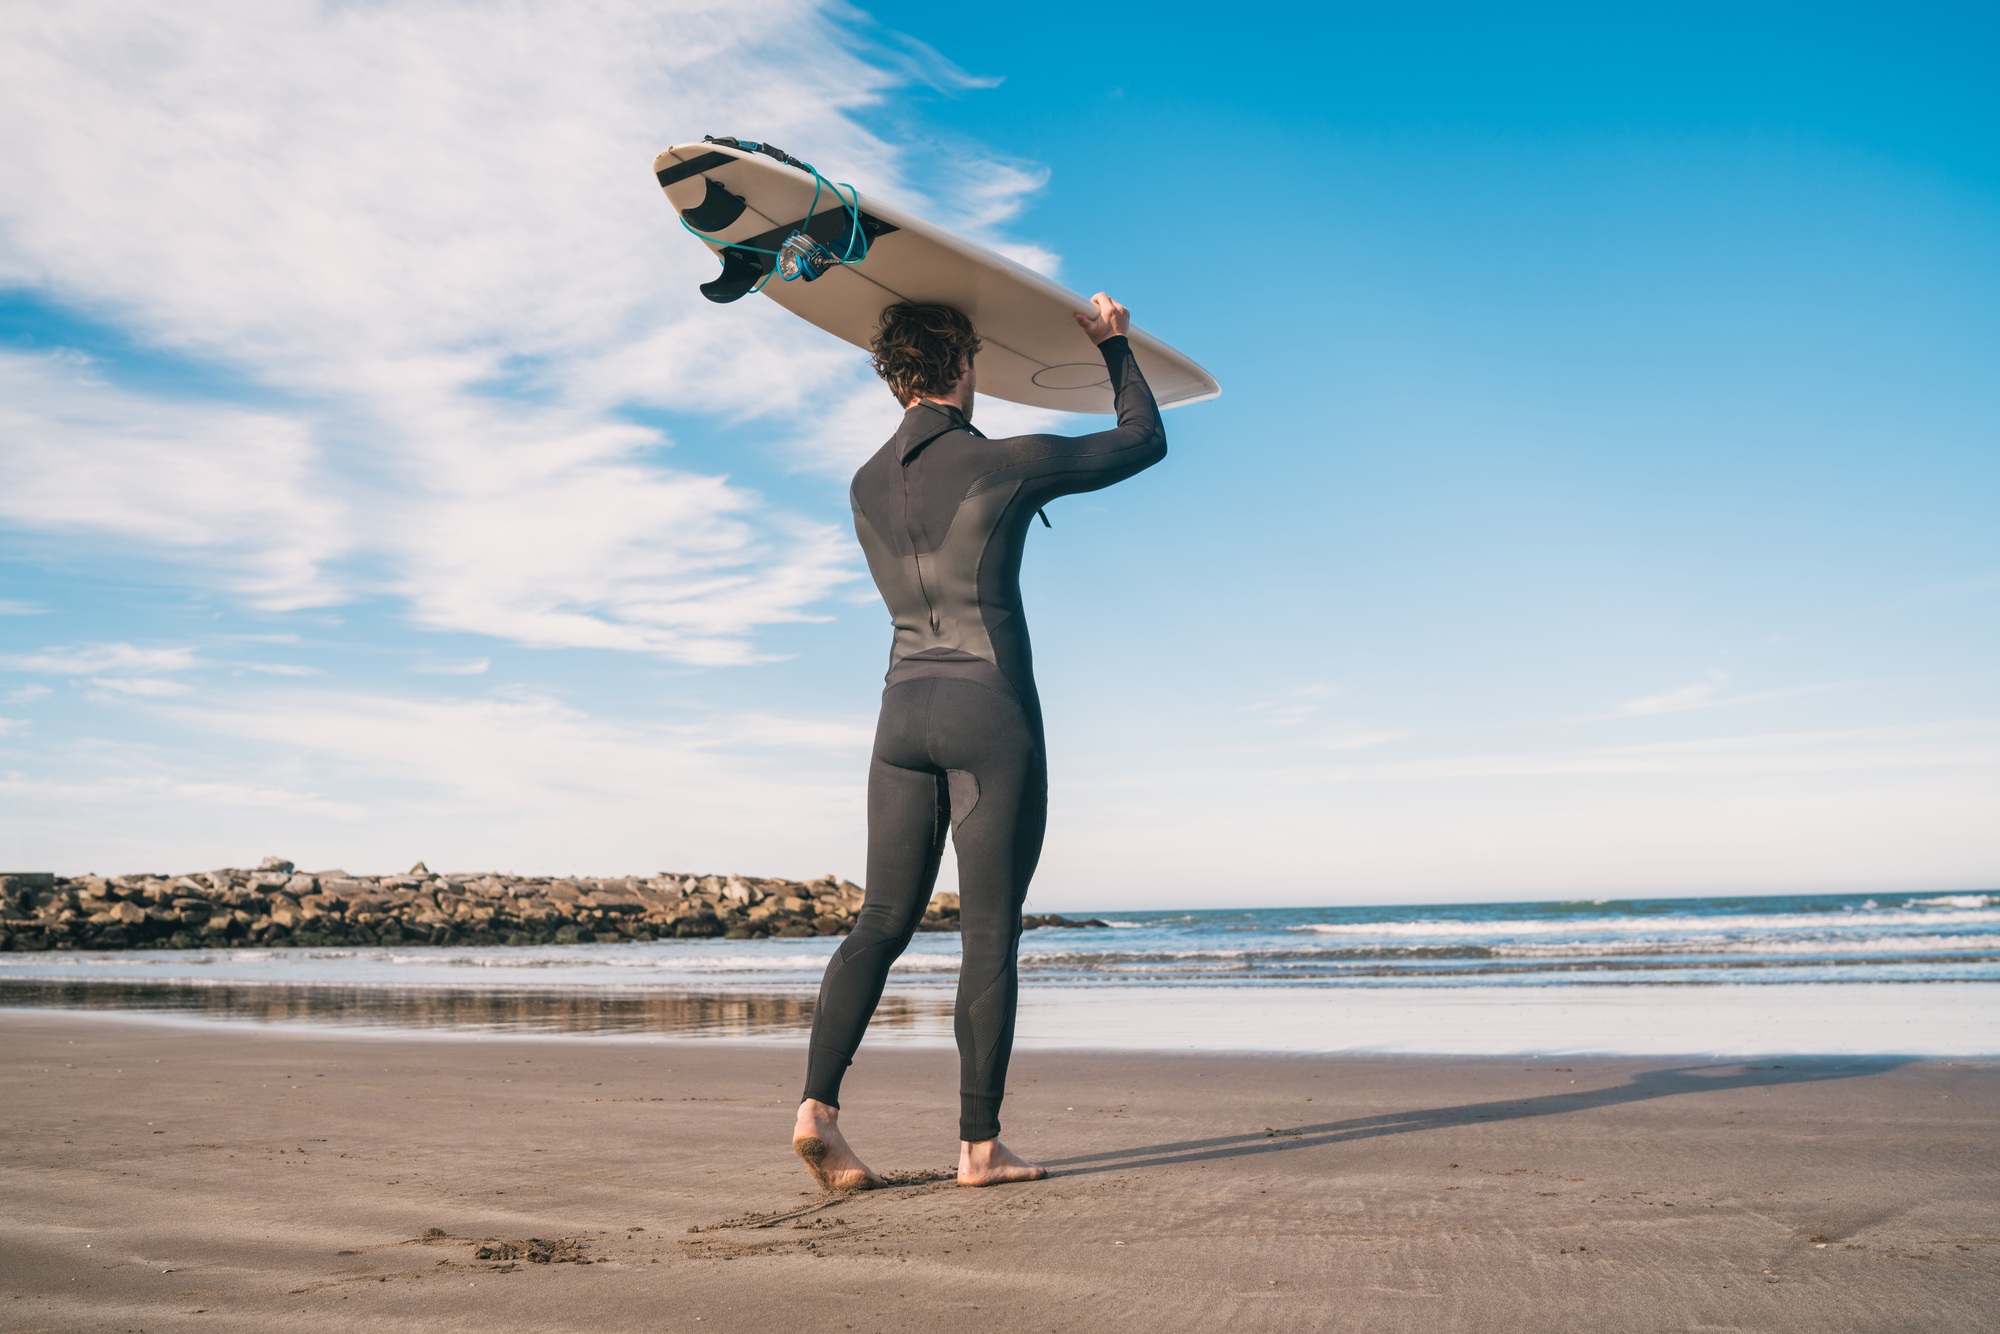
(656, 150), (734, 188)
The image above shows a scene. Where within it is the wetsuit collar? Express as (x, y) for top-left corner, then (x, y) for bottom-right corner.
(891, 400), (983, 464)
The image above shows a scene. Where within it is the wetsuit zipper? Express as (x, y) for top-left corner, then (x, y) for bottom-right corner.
(900, 460), (941, 633)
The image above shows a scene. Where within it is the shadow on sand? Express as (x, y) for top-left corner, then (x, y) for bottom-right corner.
(1039, 1058), (1910, 1177)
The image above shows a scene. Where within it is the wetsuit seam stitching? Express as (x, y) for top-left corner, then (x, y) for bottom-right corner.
(920, 676), (940, 772)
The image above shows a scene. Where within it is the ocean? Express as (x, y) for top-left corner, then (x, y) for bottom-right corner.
(5, 891), (1996, 1055)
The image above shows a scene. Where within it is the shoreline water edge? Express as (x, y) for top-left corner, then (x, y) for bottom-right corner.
(3, 883), (1995, 1057)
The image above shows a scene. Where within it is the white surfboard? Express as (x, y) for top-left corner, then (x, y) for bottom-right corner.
(653, 138), (1220, 415)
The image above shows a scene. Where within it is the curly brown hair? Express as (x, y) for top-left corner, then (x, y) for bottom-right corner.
(868, 302), (981, 405)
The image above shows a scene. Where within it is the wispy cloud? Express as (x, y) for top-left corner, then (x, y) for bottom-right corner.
(0, 770), (364, 822)
(1244, 682), (1344, 728)
(1319, 728), (1409, 751)
(1, 643), (199, 676)
(236, 663), (321, 677)
(1603, 671), (1844, 720)
(1913, 569), (2000, 605)
(6, 684), (52, 702)
(904, 152), (1061, 276)
(88, 677), (195, 698)
(855, 24), (1004, 95)
(1282, 719), (2000, 783)
(147, 683), (871, 872)
(0, 676), (879, 874)
(0, 599), (45, 615)
(413, 658), (491, 677)
(0, 716), (25, 736)
(0, 352), (346, 609)
(1613, 670), (1729, 717)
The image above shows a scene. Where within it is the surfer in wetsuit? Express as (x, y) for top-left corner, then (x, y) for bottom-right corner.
(792, 293), (1165, 1189)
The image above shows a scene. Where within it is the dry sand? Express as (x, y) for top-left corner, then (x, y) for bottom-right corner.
(2, 1010), (1995, 1332)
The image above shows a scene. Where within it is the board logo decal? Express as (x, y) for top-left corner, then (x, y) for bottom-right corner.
(1031, 363), (1113, 390)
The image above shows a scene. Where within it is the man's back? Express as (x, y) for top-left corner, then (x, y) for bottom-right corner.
(847, 333), (1167, 709)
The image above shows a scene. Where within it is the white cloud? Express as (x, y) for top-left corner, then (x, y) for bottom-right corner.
(921, 156), (1063, 277)
(412, 658), (491, 676)
(0, 352), (346, 609)
(88, 677), (194, 698)
(0, 770), (363, 822)
(0, 676), (881, 874)
(143, 683), (872, 874)
(0, 0), (1055, 661)
(1601, 673), (1845, 721)
(376, 401), (858, 662)
(853, 23), (1003, 96)
(1236, 719), (2000, 785)
(0, 600), (45, 615)
(720, 712), (877, 751)
(1614, 670), (1728, 717)
(165, 685), (871, 800)
(1, 643), (199, 676)
(6, 684), (53, 702)
(1038, 719), (2000, 906)
(236, 663), (320, 677)
(0, 717), (25, 736)
(1244, 682), (1344, 728)
(1319, 728), (1409, 751)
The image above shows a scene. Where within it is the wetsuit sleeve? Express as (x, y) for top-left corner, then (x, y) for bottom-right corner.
(977, 335), (1167, 504)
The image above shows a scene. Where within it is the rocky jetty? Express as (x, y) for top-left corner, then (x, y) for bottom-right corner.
(0, 858), (1110, 952)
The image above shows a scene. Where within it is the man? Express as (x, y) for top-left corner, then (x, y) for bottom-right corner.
(794, 292), (1165, 1188)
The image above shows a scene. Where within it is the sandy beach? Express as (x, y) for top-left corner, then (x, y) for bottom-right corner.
(3, 1010), (1996, 1332)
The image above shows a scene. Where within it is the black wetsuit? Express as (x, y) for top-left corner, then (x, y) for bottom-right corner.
(802, 335), (1166, 1141)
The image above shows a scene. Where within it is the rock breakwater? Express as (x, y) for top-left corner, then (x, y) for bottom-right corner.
(0, 858), (1109, 952)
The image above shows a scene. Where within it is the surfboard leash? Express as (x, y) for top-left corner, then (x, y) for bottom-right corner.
(677, 137), (872, 297)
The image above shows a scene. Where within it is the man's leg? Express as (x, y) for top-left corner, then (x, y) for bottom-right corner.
(926, 681), (1049, 1181)
(795, 682), (945, 1188)
(803, 758), (945, 1099)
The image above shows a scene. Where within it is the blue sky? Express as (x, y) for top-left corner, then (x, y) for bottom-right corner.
(1, 1), (1994, 905)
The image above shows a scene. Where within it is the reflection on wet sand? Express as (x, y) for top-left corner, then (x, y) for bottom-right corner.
(0, 979), (956, 1039)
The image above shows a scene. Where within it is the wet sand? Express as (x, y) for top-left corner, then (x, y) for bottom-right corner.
(3, 1011), (1996, 1332)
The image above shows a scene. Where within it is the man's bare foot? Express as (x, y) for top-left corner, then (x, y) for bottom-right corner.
(958, 1138), (1048, 1187)
(793, 1099), (883, 1192)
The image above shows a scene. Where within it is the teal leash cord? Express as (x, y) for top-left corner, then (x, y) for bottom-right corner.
(677, 158), (871, 294)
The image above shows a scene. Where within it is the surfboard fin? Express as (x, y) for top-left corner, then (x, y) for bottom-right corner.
(679, 179), (747, 233)
(700, 247), (772, 303)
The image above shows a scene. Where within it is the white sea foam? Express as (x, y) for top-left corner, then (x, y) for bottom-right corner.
(6, 893), (1994, 995)
(1282, 906), (2000, 938)
(1473, 933), (2000, 959)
